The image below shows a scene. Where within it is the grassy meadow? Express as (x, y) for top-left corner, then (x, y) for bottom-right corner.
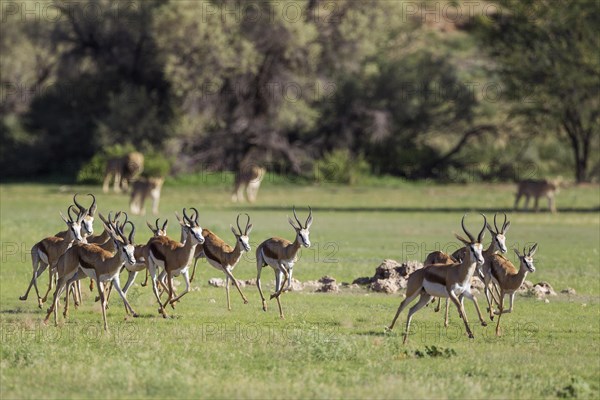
(0, 180), (599, 399)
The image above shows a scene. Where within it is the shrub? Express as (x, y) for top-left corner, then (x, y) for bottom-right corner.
(314, 149), (371, 185)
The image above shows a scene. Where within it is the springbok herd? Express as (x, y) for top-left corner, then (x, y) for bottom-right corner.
(20, 193), (537, 343)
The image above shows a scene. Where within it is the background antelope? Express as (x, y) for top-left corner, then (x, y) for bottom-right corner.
(488, 244), (538, 335)
(44, 216), (138, 331)
(102, 151), (144, 193)
(195, 214), (252, 310)
(514, 179), (558, 213)
(256, 207), (313, 318)
(130, 177), (164, 215)
(388, 214), (487, 344)
(231, 164), (265, 203)
(146, 208), (205, 318)
(20, 207), (85, 307)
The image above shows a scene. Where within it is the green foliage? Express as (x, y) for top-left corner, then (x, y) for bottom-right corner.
(414, 346), (457, 359)
(76, 144), (137, 184)
(556, 377), (593, 399)
(314, 149), (371, 185)
(142, 152), (171, 178)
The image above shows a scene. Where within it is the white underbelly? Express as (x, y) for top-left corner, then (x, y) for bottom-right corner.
(38, 249), (49, 265)
(423, 280), (449, 298)
(78, 265), (97, 282)
(206, 257), (224, 271)
(262, 251), (294, 270)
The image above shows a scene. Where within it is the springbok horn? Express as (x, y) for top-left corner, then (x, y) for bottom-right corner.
(126, 221), (136, 244)
(73, 193), (86, 213)
(293, 206), (302, 229)
(244, 213), (251, 234)
(67, 205), (78, 223)
(306, 206), (313, 228)
(477, 214), (487, 243)
(236, 214), (242, 235)
(461, 214), (475, 242)
(493, 213), (499, 233)
(502, 213), (508, 232)
(190, 207), (199, 224)
(87, 193), (97, 216)
(162, 219), (168, 231)
(182, 208), (192, 225)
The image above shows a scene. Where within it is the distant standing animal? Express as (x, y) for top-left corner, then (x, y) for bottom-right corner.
(102, 152), (144, 193)
(232, 165), (265, 203)
(130, 177), (164, 215)
(514, 179), (558, 213)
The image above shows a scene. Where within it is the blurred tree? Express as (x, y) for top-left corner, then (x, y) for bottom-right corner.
(19, 0), (174, 176)
(475, 0), (600, 182)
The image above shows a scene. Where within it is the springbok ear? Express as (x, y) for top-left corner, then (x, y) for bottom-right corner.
(246, 224), (253, 235)
(486, 223), (495, 235)
(230, 225), (239, 236)
(305, 214), (313, 229)
(513, 248), (521, 258)
(59, 211), (70, 225)
(503, 221), (511, 234)
(529, 243), (538, 256)
(454, 233), (470, 245)
(288, 217), (299, 230)
(146, 221), (155, 232)
(175, 212), (186, 226)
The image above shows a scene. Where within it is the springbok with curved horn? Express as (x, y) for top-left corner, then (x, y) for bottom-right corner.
(146, 208), (205, 318)
(43, 215), (137, 331)
(97, 218), (169, 306)
(256, 206), (313, 318)
(196, 214), (253, 310)
(488, 244), (538, 335)
(20, 206), (85, 307)
(388, 214), (487, 344)
(56, 194), (97, 239)
(424, 212), (511, 325)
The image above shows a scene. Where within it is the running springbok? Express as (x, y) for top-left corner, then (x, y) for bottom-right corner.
(256, 206), (313, 318)
(488, 244), (538, 336)
(146, 208), (205, 318)
(20, 206), (85, 307)
(424, 213), (511, 325)
(43, 215), (137, 332)
(388, 214), (486, 344)
(197, 214), (252, 310)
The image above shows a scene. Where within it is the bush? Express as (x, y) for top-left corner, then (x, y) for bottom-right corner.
(314, 149), (371, 185)
(142, 152), (171, 178)
(76, 144), (136, 184)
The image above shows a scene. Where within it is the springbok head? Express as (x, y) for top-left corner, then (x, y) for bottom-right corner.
(514, 244), (537, 273)
(231, 213), (253, 252)
(486, 212), (511, 254)
(288, 206), (313, 248)
(147, 218), (168, 237)
(59, 205), (85, 242)
(100, 213), (136, 266)
(455, 214), (486, 265)
(73, 193), (97, 236)
(178, 207), (205, 244)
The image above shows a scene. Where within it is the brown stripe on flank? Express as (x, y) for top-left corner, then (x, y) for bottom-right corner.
(149, 243), (167, 263)
(202, 244), (220, 264)
(424, 269), (447, 286)
(79, 257), (95, 271)
(37, 241), (47, 256)
(262, 245), (279, 260)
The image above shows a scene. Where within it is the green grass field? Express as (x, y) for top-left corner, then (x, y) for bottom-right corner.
(1, 181), (599, 399)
